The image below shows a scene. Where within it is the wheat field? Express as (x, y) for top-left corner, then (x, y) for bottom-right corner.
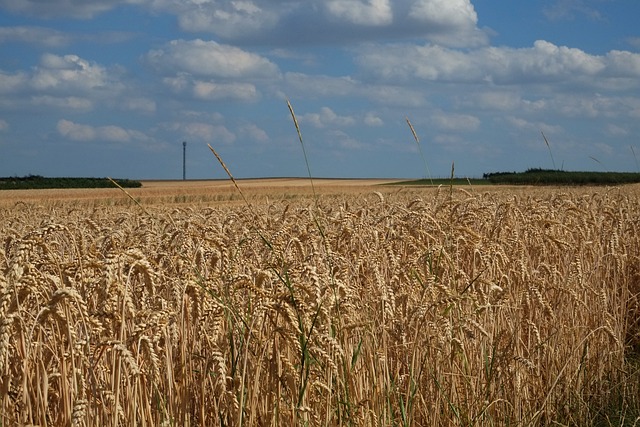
(1, 182), (639, 426)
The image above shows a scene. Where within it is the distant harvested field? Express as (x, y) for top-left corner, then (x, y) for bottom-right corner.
(0, 177), (577, 207)
(1, 181), (639, 426)
(0, 178), (401, 207)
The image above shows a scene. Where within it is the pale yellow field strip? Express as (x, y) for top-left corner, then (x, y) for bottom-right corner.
(0, 178), (403, 207)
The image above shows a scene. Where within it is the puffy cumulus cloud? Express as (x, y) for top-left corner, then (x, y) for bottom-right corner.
(409, 0), (477, 29)
(471, 91), (522, 111)
(151, 0), (486, 47)
(183, 122), (236, 144)
(31, 96), (93, 111)
(0, 0), (143, 19)
(284, 73), (359, 97)
(283, 73), (426, 107)
(432, 113), (480, 132)
(593, 142), (614, 156)
(605, 124), (629, 137)
(239, 123), (269, 143)
(0, 71), (28, 93)
(57, 119), (96, 141)
(299, 107), (356, 128)
(32, 54), (117, 92)
(356, 40), (640, 87)
(175, 0), (280, 39)
(1, 0), (486, 47)
(481, 40), (606, 84)
(123, 97), (156, 114)
(362, 85), (427, 107)
(364, 113), (383, 126)
(468, 92), (549, 114)
(546, 94), (638, 119)
(162, 118), (236, 144)
(605, 50), (640, 77)
(325, 0), (392, 26)
(0, 26), (71, 47)
(57, 119), (150, 143)
(192, 81), (258, 101)
(356, 43), (478, 82)
(504, 116), (562, 135)
(163, 74), (260, 101)
(543, 0), (604, 21)
(325, 129), (364, 150)
(145, 39), (280, 79)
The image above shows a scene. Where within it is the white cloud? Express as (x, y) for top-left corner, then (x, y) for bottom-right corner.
(57, 119), (150, 143)
(325, 129), (364, 150)
(123, 97), (156, 113)
(0, 26), (71, 47)
(504, 116), (562, 135)
(239, 123), (269, 143)
(192, 81), (258, 101)
(101, 125), (132, 142)
(593, 142), (614, 156)
(31, 96), (93, 111)
(57, 119), (96, 141)
(0, 0), (143, 19)
(182, 123), (236, 144)
(149, 0), (487, 47)
(284, 73), (359, 97)
(356, 40), (640, 87)
(163, 74), (260, 101)
(145, 39), (280, 79)
(166, 121), (236, 144)
(363, 85), (428, 107)
(364, 113), (383, 126)
(283, 73), (427, 107)
(0, 71), (28, 93)
(409, 0), (478, 29)
(325, 0), (393, 26)
(32, 54), (116, 92)
(606, 50), (640, 77)
(176, 1), (280, 38)
(543, 0), (604, 21)
(299, 107), (356, 128)
(605, 124), (629, 137)
(433, 113), (480, 132)
(356, 43), (480, 82)
(0, 0), (488, 46)
(472, 91), (522, 111)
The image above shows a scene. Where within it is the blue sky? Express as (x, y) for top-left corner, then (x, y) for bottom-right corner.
(1, 0), (640, 179)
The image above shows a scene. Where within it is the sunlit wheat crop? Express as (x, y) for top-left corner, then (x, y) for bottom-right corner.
(1, 184), (639, 426)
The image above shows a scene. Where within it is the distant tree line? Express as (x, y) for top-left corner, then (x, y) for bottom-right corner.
(483, 168), (640, 185)
(0, 175), (142, 190)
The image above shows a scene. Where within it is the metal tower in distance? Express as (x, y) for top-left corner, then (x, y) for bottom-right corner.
(182, 141), (187, 180)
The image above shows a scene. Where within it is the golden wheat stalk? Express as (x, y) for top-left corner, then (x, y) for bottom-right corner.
(108, 177), (149, 214)
(287, 99), (318, 203)
(207, 144), (252, 208)
(406, 117), (433, 185)
(540, 131), (557, 170)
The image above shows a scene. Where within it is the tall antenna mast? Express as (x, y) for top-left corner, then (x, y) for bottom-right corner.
(182, 141), (187, 180)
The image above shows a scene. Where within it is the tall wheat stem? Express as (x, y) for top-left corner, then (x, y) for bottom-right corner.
(540, 131), (557, 170)
(406, 117), (433, 184)
(287, 99), (318, 206)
